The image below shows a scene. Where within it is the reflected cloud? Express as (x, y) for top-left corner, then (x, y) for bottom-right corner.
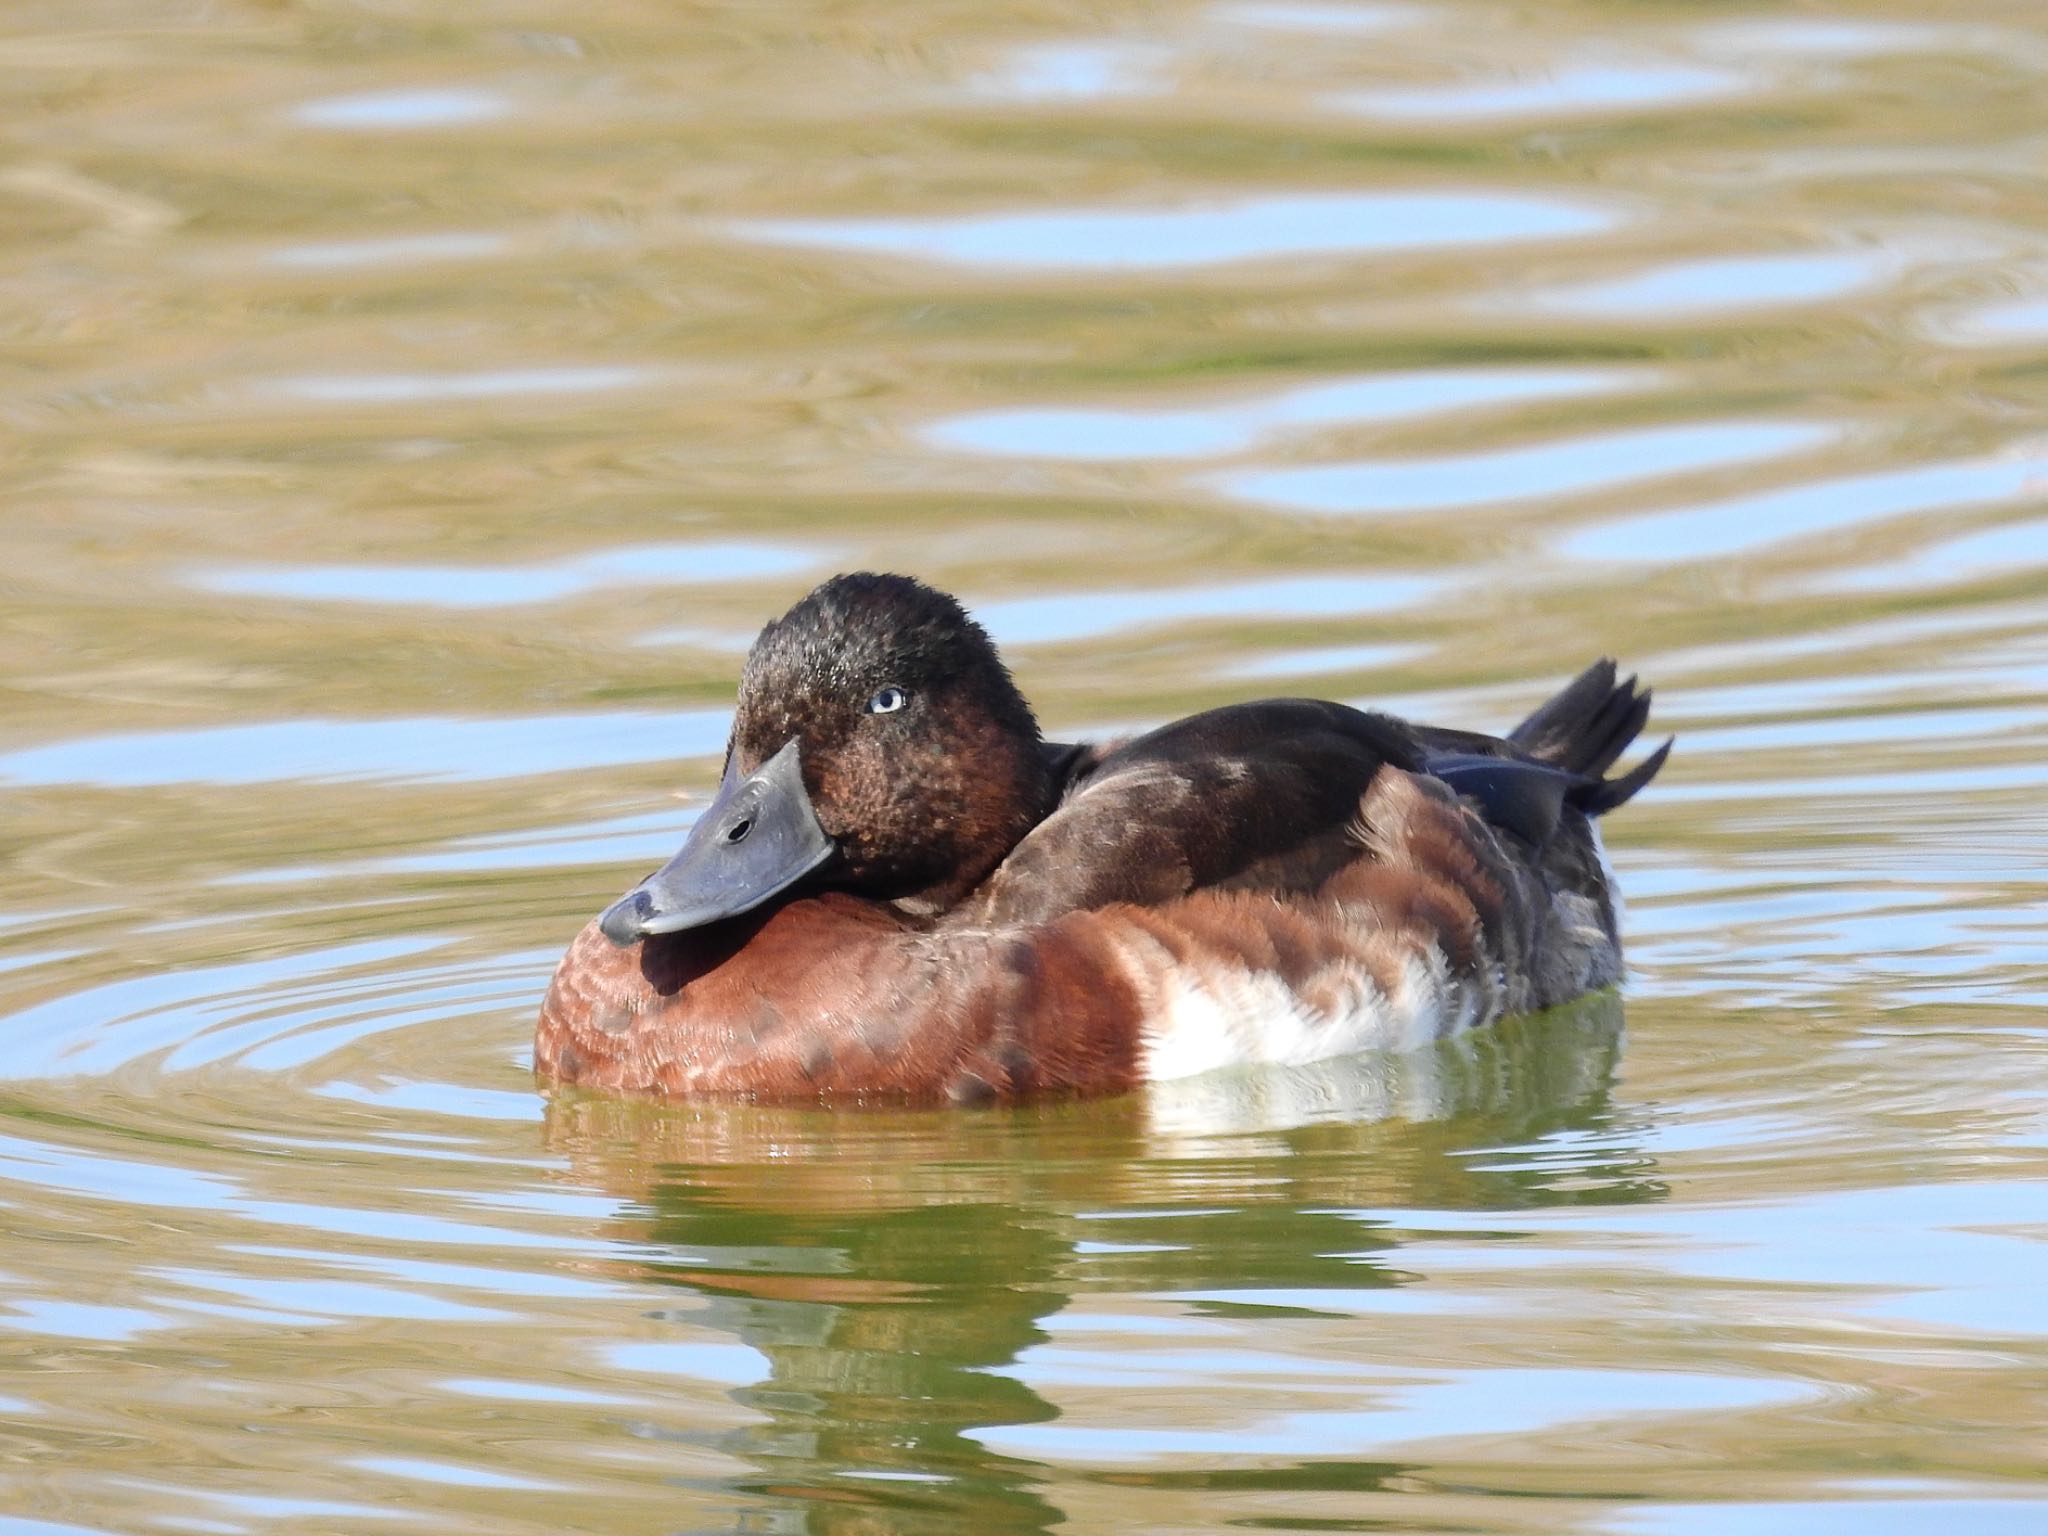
(926, 367), (1633, 461)
(1607, 1498), (2048, 1536)
(199, 541), (815, 608)
(158, 1268), (512, 1325)
(0, 1297), (169, 1341)
(315, 1079), (547, 1121)
(974, 572), (1442, 647)
(732, 191), (1615, 272)
(1560, 457), (2046, 564)
(1511, 251), (1896, 318)
(602, 1339), (773, 1387)
(1344, 60), (1744, 123)
(1225, 640), (1425, 681)
(1213, 419), (1832, 515)
(975, 41), (1167, 101)
(0, 709), (729, 788)
(293, 88), (508, 130)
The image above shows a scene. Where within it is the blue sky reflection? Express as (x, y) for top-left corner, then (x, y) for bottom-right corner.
(200, 542), (814, 608)
(1214, 419), (1832, 515)
(734, 191), (1614, 272)
(927, 368), (1629, 461)
(1561, 458), (2046, 564)
(975, 573), (1440, 647)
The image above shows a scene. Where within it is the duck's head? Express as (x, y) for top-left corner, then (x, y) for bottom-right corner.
(599, 572), (1053, 944)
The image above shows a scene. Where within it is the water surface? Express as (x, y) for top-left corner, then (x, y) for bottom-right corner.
(2, 1), (2045, 1532)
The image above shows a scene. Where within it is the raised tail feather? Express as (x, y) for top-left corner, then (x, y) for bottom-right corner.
(1510, 658), (1672, 818)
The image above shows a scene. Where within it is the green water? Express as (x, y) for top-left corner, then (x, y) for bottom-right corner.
(2, 1), (2045, 1531)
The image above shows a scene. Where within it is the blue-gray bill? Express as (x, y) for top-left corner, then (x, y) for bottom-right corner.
(598, 739), (835, 944)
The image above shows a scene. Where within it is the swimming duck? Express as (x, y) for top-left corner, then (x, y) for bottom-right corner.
(536, 573), (1668, 1103)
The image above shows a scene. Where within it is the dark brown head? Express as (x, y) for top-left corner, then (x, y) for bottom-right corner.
(599, 573), (1056, 943)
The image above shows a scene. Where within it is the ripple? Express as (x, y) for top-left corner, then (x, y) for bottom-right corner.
(265, 365), (658, 405)
(1161, 1288), (1498, 1316)
(1344, 59), (1745, 123)
(317, 1080), (547, 1121)
(1510, 250), (1896, 318)
(199, 541), (815, 608)
(0, 1130), (238, 1209)
(731, 191), (1615, 272)
(187, 1494), (418, 1525)
(1811, 518), (2048, 593)
(350, 1457), (563, 1491)
(1215, 2), (1420, 34)
(0, 936), (442, 1080)
(267, 233), (509, 271)
(441, 1377), (637, 1405)
(0, 709), (727, 789)
(1559, 456), (2046, 563)
(925, 367), (1631, 461)
(156, 1268), (515, 1324)
(1657, 761), (2046, 802)
(1696, 18), (1997, 62)
(222, 810), (684, 885)
(174, 956), (543, 1078)
(975, 1362), (1816, 1459)
(1432, 1181), (2048, 1321)
(1679, 705), (2035, 754)
(1211, 419), (1832, 515)
(1930, 293), (2048, 345)
(5, 936), (541, 1122)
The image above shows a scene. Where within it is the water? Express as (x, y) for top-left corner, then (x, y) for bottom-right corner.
(2, 0), (2045, 1530)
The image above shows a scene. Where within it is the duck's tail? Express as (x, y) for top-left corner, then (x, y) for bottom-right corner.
(1511, 659), (1672, 817)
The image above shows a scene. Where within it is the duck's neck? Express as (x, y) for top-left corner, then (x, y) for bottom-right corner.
(886, 733), (1060, 919)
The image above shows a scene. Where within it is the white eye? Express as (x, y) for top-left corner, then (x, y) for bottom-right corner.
(865, 685), (908, 715)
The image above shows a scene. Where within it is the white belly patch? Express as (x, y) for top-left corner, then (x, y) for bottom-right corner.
(1134, 942), (1477, 1083)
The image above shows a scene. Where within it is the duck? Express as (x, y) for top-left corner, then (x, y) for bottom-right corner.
(535, 572), (1670, 1104)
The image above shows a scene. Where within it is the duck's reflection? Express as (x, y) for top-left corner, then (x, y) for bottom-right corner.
(544, 995), (1652, 1534)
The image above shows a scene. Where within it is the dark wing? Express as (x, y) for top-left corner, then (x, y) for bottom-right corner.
(1424, 753), (1584, 847)
(973, 668), (1670, 930)
(970, 700), (1423, 928)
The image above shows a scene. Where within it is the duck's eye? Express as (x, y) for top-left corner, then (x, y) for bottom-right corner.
(865, 685), (908, 716)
